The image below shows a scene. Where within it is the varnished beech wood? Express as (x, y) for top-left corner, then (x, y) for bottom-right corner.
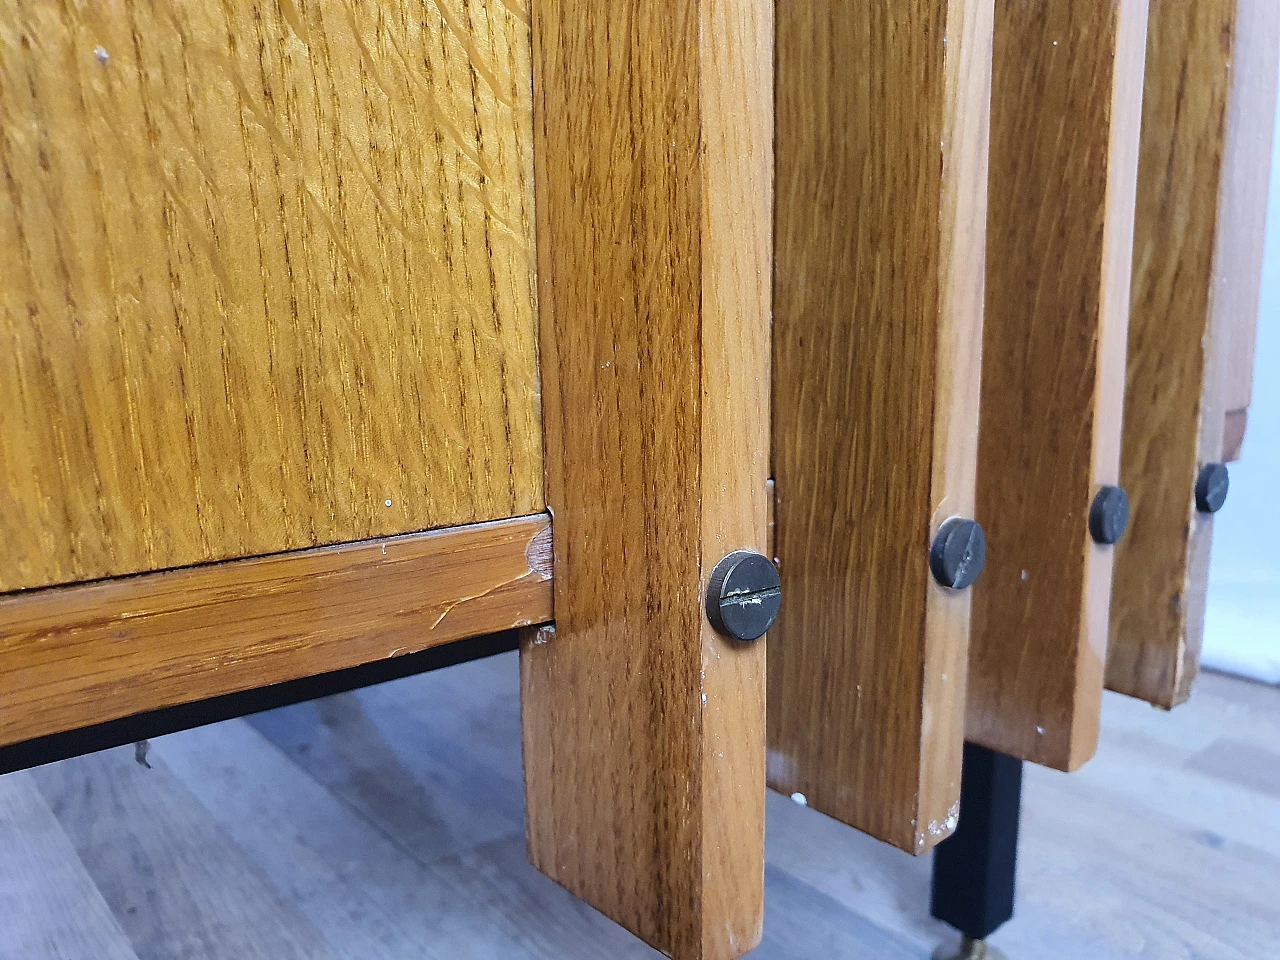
(1219, 0), (1280, 463)
(966, 0), (1149, 771)
(0, 0), (542, 593)
(0, 514), (552, 747)
(1107, 0), (1279, 709)
(768, 1), (992, 853)
(521, 2), (772, 957)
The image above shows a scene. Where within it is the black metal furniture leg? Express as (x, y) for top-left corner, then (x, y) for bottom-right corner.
(930, 741), (1024, 957)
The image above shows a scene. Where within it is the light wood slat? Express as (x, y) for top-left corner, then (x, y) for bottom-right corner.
(1107, 0), (1280, 708)
(0, 513), (552, 747)
(0, 771), (140, 960)
(768, 1), (993, 853)
(1219, 0), (1280, 463)
(521, 1), (772, 957)
(965, 0), (1149, 770)
(0, 0), (542, 593)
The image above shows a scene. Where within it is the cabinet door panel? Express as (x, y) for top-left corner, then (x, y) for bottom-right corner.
(0, 0), (542, 592)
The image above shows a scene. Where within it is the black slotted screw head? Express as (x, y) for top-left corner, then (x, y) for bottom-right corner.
(1195, 462), (1229, 513)
(930, 518), (987, 591)
(706, 551), (781, 642)
(1089, 486), (1130, 545)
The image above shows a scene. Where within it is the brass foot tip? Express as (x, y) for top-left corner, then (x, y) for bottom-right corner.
(933, 937), (1009, 960)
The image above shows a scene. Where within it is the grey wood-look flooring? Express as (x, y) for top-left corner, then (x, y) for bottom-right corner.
(3, 653), (1278, 959)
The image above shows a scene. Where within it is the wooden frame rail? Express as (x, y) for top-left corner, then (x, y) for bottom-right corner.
(0, 515), (552, 748)
(0, 631), (521, 777)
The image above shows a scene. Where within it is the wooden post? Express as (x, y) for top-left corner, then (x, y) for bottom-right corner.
(1220, 1), (1280, 463)
(521, 3), (772, 958)
(768, 2), (994, 852)
(1108, 0), (1280, 708)
(966, 0), (1150, 770)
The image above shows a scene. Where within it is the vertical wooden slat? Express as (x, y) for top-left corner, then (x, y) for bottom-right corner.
(966, 0), (1149, 771)
(1108, 0), (1280, 707)
(521, 3), (772, 959)
(768, 2), (993, 853)
(1219, 0), (1280, 463)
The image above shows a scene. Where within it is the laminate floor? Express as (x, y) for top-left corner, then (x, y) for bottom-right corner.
(2, 653), (1277, 959)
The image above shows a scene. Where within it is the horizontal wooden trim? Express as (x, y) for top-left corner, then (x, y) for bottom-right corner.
(0, 514), (553, 747)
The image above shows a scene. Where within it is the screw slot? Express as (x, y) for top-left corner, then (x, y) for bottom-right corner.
(706, 551), (780, 642)
(930, 518), (986, 591)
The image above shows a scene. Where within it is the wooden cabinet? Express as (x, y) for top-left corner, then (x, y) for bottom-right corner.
(5, 1), (1273, 957)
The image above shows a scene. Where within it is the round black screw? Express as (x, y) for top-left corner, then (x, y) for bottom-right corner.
(930, 518), (987, 591)
(1195, 462), (1229, 513)
(706, 551), (781, 642)
(1089, 486), (1130, 545)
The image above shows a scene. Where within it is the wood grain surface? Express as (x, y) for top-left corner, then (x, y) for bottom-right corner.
(1217, 0), (1280, 461)
(1109, 0), (1280, 702)
(0, 0), (542, 593)
(521, 2), (772, 957)
(0, 513), (552, 747)
(1106, 0), (1240, 708)
(768, 1), (993, 853)
(966, 0), (1149, 771)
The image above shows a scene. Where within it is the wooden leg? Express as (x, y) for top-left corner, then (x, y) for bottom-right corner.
(521, 2), (772, 958)
(966, 0), (1150, 771)
(931, 742), (1022, 948)
(1108, 0), (1280, 708)
(768, 0), (994, 853)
